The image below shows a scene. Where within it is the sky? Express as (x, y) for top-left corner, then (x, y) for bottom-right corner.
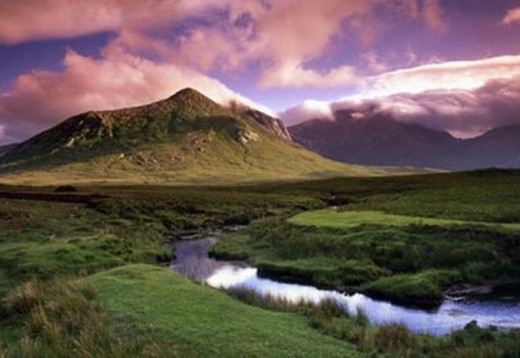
(1, 0), (520, 144)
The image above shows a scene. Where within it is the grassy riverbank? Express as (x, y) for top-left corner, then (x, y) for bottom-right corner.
(212, 170), (520, 307)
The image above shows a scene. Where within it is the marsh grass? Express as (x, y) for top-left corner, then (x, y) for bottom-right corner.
(1, 277), (173, 358)
(221, 286), (520, 357)
(227, 286), (315, 314)
(218, 219), (519, 306)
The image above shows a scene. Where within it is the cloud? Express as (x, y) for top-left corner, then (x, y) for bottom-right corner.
(258, 62), (360, 89)
(0, 0), (221, 45)
(172, 0), (371, 88)
(233, 0), (447, 87)
(280, 55), (520, 137)
(366, 54), (520, 97)
(421, 0), (447, 33)
(503, 6), (520, 25)
(0, 49), (271, 143)
(0, 0), (451, 91)
(279, 100), (333, 127)
(0, 1), (370, 90)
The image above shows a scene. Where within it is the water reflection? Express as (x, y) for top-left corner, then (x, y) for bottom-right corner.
(171, 238), (520, 336)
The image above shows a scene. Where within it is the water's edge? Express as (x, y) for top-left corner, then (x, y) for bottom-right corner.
(171, 237), (520, 336)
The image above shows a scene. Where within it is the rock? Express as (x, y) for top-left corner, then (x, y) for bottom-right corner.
(238, 130), (260, 144)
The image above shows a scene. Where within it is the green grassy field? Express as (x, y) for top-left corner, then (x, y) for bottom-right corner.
(1, 170), (520, 355)
(289, 209), (520, 231)
(89, 264), (359, 357)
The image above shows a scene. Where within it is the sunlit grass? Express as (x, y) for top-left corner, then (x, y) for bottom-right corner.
(289, 209), (520, 231)
(88, 264), (359, 357)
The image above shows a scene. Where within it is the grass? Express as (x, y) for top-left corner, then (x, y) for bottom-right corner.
(214, 285), (520, 357)
(1, 169), (520, 355)
(363, 269), (463, 307)
(0, 277), (178, 357)
(88, 264), (360, 357)
(215, 220), (519, 306)
(0, 198), (170, 299)
(289, 209), (520, 231)
(212, 171), (520, 306)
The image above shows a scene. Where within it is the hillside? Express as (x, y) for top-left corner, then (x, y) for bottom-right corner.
(289, 111), (520, 170)
(0, 143), (17, 157)
(0, 89), (397, 184)
(464, 125), (520, 169)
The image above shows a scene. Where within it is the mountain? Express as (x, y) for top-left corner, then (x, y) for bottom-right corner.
(290, 111), (463, 169)
(0, 143), (17, 157)
(0, 89), (397, 184)
(464, 125), (520, 169)
(289, 111), (520, 170)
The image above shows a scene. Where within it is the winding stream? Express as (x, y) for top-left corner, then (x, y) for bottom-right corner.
(171, 237), (520, 336)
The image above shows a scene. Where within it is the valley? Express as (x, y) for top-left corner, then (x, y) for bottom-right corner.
(3, 2), (520, 356)
(1, 171), (519, 356)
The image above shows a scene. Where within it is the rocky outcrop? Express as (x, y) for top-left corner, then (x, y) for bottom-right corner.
(243, 110), (292, 141)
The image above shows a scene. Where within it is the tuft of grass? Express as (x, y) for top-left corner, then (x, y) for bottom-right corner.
(2, 280), (45, 318)
(227, 286), (314, 314)
(1, 277), (176, 357)
(374, 324), (413, 353)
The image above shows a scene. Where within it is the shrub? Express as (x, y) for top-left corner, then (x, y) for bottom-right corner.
(374, 324), (412, 352)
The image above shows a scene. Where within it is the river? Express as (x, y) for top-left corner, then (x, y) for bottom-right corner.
(171, 237), (520, 336)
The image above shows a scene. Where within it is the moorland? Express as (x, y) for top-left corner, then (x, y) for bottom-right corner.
(1, 170), (520, 356)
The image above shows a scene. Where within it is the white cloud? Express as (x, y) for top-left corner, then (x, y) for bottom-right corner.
(364, 55), (520, 97)
(281, 55), (520, 137)
(279, 100), (333, 126)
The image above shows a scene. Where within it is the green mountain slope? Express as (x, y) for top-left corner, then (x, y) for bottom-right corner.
(0, 88), (404, 184)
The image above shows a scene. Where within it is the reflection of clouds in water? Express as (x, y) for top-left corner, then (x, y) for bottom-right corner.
(207, 266), (341, 304)
(205, 265), (520, 336)
(206, 266), (257, 289)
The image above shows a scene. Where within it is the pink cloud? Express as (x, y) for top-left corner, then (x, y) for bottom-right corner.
(503, 6), (520, 25)
(0, 0), (120, 44)
(258, 62), (360, 89)
(171, 0), (449, 88)
(422, 0), (447, 33)
(0, 0), (221, 45)
(0, 49), (271, 142)
(173, 0), (371, 88)
(0, 1), (371, 89)
(0, 0), (451, 91)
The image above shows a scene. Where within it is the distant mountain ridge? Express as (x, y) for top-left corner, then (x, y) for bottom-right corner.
(289, 111), (520, 170)
(0, 88), (396, 184)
